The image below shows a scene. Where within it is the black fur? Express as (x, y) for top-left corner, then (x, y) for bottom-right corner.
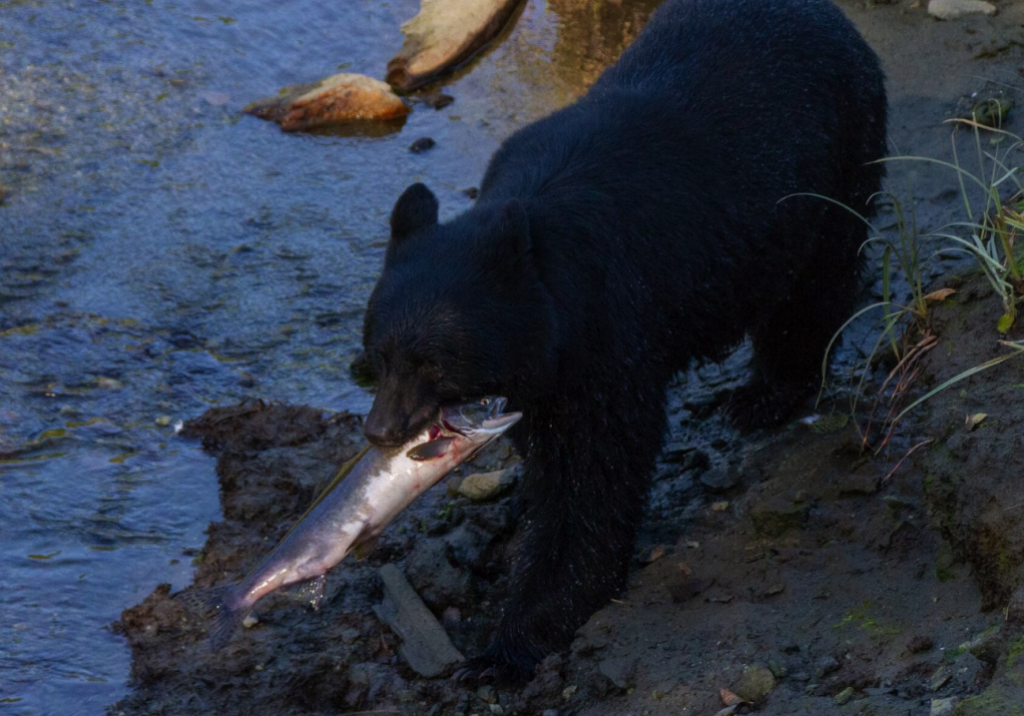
(362, 0), (886, 678)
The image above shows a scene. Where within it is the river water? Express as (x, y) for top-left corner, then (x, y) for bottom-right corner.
(0, 1), (662, 713)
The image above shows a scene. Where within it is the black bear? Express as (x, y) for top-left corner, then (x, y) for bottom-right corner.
(361, 0), (886, 679)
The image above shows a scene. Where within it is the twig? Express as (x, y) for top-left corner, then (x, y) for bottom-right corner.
(882, 438), (935, 484)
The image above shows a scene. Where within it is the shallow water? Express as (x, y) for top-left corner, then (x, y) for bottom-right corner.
(0, 1), (662, 713)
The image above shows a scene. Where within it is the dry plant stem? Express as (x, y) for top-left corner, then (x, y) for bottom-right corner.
(883, 438), (935, 484)
(859, 333), (937, 453)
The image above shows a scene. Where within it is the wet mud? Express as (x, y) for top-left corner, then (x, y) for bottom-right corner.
(108, 1), (1024, 715)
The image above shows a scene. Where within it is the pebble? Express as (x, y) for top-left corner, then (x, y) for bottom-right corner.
(930, 665), (951, 691)
(456, 468), (516, 501)
(638, 544), (668, 565)
(242, 614), (258, 628)
(155, 415), (172, 426)
(477, 685), (496, 704)
(815, 655), (840, 679)
(927, 0), (996, 19)
(700, 466), (740, 492)
(930, 697), (959, 716)
(409, 137), (437, 153)
(734, 664), (776, 702)
(834, 686), (855, 705)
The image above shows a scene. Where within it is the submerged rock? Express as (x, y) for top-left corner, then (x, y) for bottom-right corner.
(927, 0), (996, 20)
(387, 0), (524, 92)
(244, 73), (409, 132)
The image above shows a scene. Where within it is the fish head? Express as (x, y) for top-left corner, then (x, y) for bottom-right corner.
(405, 396), (521, 462)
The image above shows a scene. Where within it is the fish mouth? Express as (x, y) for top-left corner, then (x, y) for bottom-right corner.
(438, 396), (518, 436)
(407, 397), (519, 461)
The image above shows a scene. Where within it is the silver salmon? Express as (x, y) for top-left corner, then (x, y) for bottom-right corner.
(175, 397), (521, 649)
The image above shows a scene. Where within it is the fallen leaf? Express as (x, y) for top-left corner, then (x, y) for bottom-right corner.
(924, 288), (957, 302)
(965, 412), (988, 431)
(720, 688), (750, 706)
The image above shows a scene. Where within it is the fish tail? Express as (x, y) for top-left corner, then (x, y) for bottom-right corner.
(173, 584), (247, 651)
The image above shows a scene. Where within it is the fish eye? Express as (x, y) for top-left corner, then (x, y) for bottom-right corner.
(480, 397), (490, 406)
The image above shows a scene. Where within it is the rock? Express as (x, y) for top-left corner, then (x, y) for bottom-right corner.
(701, 467), (740, 492)
(409, 137), (436, 153)
(477, 685), (497, 703)
(931, 697), (958, 716)
(373, 564), (465, 678)
(387, 0), (524, 92)
(424, 93), (455, 109)
(816, 655), (840, 679)
(767, 658), (789, 679)
(639, 544), (669, 565)
(404, 538), (471, 611)
(244, 73), (409, 132)
(597, 656), (634, 691)
(683, 449), (711, 473)
(959, 625), (1002, 663)
(662, 441), (695, 462)
(931, 665), (952, 691)
(734, 665), (777, 702)
(750, 496), (810, 537)
(456, 468), (516, 501)
(667, 577), (710, 603)
(927, 0), (996, 20)
(835, 686), (855, 705)
(907, 635), (934, 654)
(949, 651), (985, 690)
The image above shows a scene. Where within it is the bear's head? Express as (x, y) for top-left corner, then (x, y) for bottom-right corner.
(361, 183), (553, 448)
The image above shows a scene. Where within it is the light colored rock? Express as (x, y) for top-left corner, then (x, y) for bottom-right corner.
(456, 468), (516, 501)
(373, 564), (464, 678)
(387, 0), (523, 92)
(734, 664), (777, 702)
(244, 74), (409, 132)
(927, 0), (996, 20)
(930, 697), (959, 716)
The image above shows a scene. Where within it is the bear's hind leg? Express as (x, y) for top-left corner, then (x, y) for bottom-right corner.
(727, 211), (866, 430)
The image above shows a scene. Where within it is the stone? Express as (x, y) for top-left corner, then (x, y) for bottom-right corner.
(456, 468), (517, 501)
(931, 665), (952, 691)
(835, 687), (855, 705)
(816, 655), (840, 679)
(927, 0), (997, 20)
(387, 0), (524, 92)
(734, 665), (776, 702)
(404, 538), (471, 611)
(373, 564), (464, 678)
(907, 635), (934, 654)
(930, 697), (958, 716)
(244, 74), (409, 132)
(701, 467), (741, 492)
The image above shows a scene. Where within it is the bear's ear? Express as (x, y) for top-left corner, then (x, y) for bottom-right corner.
(390, 183), (438, 241)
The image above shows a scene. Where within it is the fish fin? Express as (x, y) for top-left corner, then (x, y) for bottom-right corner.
(282, 574), (327, 611)
(407, 437), (454, 461)
(173, 584), (246, 651)
(352, 536), (379, 562)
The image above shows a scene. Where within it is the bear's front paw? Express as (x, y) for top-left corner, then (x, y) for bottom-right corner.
(452, 655), (534, 687)
(725, 378), (811, 431)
